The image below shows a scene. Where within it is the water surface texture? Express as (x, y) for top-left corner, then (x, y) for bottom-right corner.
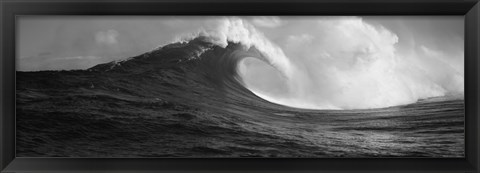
(16, 37), (464, 157)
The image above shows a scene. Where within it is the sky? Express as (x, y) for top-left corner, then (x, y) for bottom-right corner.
(17, 16), (463, 71)
(17, 16), (464, 109)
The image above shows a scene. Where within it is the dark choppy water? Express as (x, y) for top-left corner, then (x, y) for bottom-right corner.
(16, 38), (464, 157)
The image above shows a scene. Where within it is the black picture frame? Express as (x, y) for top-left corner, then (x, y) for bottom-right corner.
(1, 0), (479, 172)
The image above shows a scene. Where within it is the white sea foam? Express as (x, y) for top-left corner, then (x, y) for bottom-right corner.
(181, 17), (464, 110)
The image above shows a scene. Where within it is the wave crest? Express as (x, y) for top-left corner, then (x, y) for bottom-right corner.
(173, 17), (464, 110)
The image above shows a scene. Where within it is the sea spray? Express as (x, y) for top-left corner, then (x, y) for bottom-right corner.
(170, 17), (464, 110)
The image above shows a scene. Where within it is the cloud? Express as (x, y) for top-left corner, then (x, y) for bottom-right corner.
(420, 45), (442, 57)
(95, 29), (119, 45)
(251, 16), (283, 28)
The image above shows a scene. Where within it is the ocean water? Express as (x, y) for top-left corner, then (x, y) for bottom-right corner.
(16, 38), (464, 157)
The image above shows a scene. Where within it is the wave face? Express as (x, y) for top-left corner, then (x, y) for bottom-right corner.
(171, 17), (464, 110)
(16, 34), (464, 158)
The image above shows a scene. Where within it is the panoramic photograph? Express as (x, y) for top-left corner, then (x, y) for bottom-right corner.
(16, 16), (464, 157)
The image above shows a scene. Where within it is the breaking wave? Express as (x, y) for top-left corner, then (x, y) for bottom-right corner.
(16, 17), (466, 158)
(169, 17), (464, 110)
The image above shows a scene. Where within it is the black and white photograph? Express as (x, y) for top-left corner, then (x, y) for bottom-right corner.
(16, 16), (465, 158)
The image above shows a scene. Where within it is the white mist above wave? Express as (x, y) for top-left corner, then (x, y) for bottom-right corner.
(177, 17), (464, 110)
